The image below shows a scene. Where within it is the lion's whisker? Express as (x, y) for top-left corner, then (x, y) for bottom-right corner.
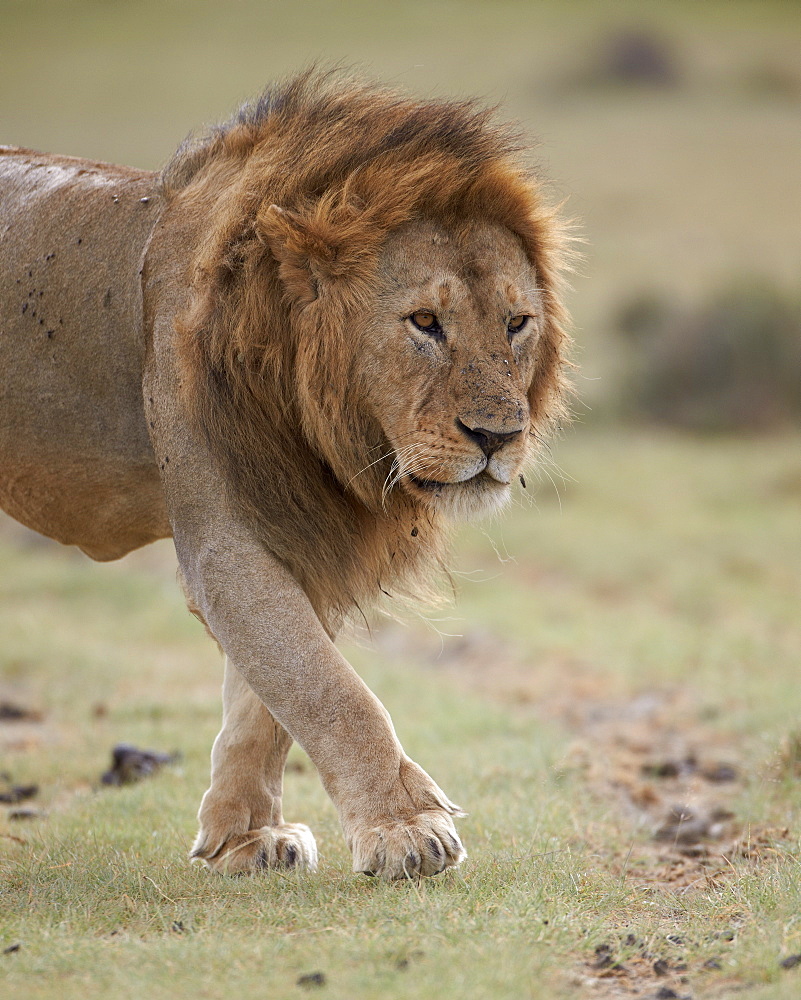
(381, 451), (431, 508)
(347, 448), (396, 487)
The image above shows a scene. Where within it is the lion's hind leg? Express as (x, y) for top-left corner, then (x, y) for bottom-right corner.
(192, 656), (317, 874)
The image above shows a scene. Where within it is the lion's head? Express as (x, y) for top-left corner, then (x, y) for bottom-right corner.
(354, 217), (549, 521)
(164, 70), (571, 625)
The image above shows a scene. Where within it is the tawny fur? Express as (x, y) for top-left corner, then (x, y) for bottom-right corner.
(0, 70), (572, 879)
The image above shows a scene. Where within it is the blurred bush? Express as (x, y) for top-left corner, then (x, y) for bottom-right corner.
(616, 282), (801, 431)
(562, 27), (680, 93)
(597, 28), (678, 88)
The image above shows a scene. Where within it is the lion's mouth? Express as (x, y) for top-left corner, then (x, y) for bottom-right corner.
(403, 467), (515, 520)
(408, 475), (451, 492)
(408, 469), (509, 492)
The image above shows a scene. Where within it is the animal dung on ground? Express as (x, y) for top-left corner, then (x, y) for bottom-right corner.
(0, 700), (42, 722)
(8, 807), (44, 821)
(641, 754), (739, 783)
(0, 780), (39, 805)
(100, 743), (180, 786)
(653, 804), (734, 846)
(297, 972), (327, 989)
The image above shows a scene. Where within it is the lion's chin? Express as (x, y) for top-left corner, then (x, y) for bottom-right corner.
(404, 472), (512, 521)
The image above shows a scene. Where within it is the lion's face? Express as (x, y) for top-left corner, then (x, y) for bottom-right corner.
(361, 219), (543, 520)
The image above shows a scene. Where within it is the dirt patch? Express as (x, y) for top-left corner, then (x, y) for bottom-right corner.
(575, 938), (701, 1000)
(555, 688), (786, 886)
(374, 623), (795, 998)
(375, 625), (785, 883)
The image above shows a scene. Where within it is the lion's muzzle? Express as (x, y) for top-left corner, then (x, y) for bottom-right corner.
(455, 417), (523, 459)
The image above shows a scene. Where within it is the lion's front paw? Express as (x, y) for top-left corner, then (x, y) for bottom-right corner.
(351, 810), (466, 880)
(191, 823), (318, 875)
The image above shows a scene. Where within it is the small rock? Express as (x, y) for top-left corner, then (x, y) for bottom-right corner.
(654, 808), (709, 845)
(395, 949), (423, 970)
(701, 763), (738, 783)
(592, 943), (624, 971)
(642, 756), (696, 779)
(0, 701), (42, 722)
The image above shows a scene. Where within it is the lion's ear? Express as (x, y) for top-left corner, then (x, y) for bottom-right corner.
(256, 203), (344, 307)
(257, 199), (378, 308)
(255, 204), (320, 306)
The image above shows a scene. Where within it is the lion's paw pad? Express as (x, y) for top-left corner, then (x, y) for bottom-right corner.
(193, 823), (318, 874)
(351, 810), (465, 880)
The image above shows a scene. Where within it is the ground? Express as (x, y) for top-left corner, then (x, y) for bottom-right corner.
(1, 429), (800, 999)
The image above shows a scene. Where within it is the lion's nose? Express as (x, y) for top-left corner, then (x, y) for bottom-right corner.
(455, 418), (523, 458)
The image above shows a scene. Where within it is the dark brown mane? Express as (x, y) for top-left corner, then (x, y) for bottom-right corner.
(162, 69), (571, 630)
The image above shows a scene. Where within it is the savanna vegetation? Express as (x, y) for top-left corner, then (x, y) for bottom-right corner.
(2, 1), (800, 997)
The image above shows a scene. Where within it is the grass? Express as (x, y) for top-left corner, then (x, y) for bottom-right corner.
(2, 430), (801, 998)
(1, 1), (800, 994)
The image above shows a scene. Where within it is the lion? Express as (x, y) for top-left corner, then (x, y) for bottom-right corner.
(0, 70), (570, 879)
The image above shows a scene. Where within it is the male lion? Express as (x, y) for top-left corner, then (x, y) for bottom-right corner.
(0, 71), (570, 879)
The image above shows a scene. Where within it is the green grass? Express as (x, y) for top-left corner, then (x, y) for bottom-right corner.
(2, 430), (800, 998)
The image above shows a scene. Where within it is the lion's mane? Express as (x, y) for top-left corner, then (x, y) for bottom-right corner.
(162, 69), (571, 630)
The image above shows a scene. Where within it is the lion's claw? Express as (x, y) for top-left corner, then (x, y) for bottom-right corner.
(192, 823), (318, 875)
(351, 810), (466, 880)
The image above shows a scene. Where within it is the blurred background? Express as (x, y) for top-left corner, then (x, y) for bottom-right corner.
(2, 0), (800, 422)
(2, 5), (800, 988)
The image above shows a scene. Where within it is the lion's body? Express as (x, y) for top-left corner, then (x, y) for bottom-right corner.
(0, 72), (570, 878)
(0, 149), (169, 559)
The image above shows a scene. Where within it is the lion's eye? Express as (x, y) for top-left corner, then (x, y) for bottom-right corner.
(507, 314), (529, 335)
(409, 311), (443, 338)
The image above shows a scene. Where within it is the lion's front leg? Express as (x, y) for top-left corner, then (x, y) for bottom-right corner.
(163, 494), (466, 879)
(191, 655), (317, 874)
(225, 618), (467, 881)
(181, 545), (466, 881)
(339, 756), (467, 880)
